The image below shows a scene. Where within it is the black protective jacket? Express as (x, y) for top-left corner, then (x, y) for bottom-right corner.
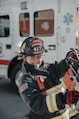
(17, 59), (79, 119)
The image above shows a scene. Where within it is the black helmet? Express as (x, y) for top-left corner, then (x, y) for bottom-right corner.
(20, 36), (47, 56)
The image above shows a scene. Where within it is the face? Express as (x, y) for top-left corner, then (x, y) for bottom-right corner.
(25, 55), (42, 68)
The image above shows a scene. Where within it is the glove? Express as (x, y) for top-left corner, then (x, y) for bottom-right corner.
(56, 91), (79, 110)
(65, 90), (79, 105)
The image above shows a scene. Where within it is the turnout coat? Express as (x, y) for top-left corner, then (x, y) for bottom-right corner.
(17, 59), (79, 119)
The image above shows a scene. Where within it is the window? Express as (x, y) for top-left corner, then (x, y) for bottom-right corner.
(34, 10), (54, 36)
(19, 13), (30, 36)
(0, 15), (10, 37)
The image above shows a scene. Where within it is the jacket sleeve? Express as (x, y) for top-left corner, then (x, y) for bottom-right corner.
(57, 59), (69, 77)
(18, 74), (65, 115)
(18, 74), (49, 115)
(47, 59), (69, 79)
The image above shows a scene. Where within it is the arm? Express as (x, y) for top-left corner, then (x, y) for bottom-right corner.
(47, 59), (69, 80)
(18, 73), (79, 116)
(19, 74), (49, 115)
(18, 74), (66, 115)
(55, 59), (69, 78)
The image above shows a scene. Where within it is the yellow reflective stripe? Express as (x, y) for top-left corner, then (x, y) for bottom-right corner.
(46, 83), (65, 94)
(67, 106), (79, 118)
(46, 94), (53, 112)
(52, 93), (58, 111)
(47, 84), (62, 93)
(69, 109), (79, 118)
(51, 116), (61, 119)
(50, 107), (79, 119)
(50, 109), (69, 119)
(46, 83), (66, 113)
(46, 93), (58, 113)
(61, 109), (69, 119)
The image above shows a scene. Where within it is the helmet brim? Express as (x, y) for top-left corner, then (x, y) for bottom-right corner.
(16, 48), (48, 56)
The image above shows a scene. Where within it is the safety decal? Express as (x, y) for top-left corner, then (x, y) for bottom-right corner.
(63, 12), (73, 25)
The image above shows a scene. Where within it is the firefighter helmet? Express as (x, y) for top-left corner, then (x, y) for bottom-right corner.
(20, 36), (47, 56)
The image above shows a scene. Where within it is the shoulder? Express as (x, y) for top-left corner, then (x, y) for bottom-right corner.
(16, 69), (34, 87)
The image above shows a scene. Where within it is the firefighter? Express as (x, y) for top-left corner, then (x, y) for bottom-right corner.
(16, 36), (79, 119)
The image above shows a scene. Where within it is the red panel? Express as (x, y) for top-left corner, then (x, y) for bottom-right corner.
(0, 60), (10, 65)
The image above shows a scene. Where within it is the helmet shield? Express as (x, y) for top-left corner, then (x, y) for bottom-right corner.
(20, 37), (47, 56)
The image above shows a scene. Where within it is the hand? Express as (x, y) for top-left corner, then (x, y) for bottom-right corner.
(65, 90), (79, 105)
